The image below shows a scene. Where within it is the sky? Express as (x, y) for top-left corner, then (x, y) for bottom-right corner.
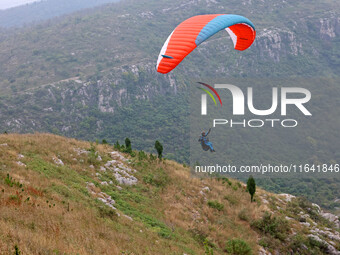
(0, 0), (42, 10)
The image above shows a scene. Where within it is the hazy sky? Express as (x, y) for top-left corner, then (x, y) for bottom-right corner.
(0, 0), (42, 10)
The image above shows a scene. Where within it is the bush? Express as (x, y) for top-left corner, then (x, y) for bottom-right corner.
(224, 194), (238, 205)
(207, 200), (224, 211)
(87, 144), (98, 165)
(4, 174), (22, 188)
(143, 168), (169, 188)
(232, 185), (238, 191)
(149, 153), (156, 161)
(14, 245), (21, 255)
(98, 206), (118, 220)
(114, 140), (121, 150)
(138, 150), (147, 161)
(251, 212), (289, 241)
(224, 238), (252, 255)
(288, 234), (308, 252)
(238, 209), (250, 222)
(223, 178), (232, 186)
(204, 239), (214, 255)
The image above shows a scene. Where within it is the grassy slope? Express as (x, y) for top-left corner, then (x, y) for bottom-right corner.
(0, 134), (338, 254)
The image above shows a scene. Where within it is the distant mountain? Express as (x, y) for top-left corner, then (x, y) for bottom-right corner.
(0, 0), (120, 27)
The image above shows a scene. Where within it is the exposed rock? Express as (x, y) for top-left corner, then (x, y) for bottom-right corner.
(300, 222), (310, 227)
(17, 154), (24, 159)
(262, 198), (269, 204)
(99, 166), (106, 172)
(52, 157), (64, 165)
(321, 212), (340, 229)
(101, 181), (108, 186)
(259, 247), (272, 255)
(97, 192), (116, 210)
(16, 161), (26, 167)
(202, 186), (210, 192)
(104, 160), (138, 185)
(86, 182), (96, 195)
(105, 160), (117, 167)
(311, 228), (340, 242)
(279, 193), (295, 202)
(114, 172), (137, 186)
(123, 215), (133, 221)
(312, 203), (322, 213)
(110, 151), (126, 161)
(308, 234), (340, 255)
(73, 148), (88, 155)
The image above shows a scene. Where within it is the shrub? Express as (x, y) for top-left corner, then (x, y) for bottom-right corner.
(223, 178), (232, 186)
(224, 194), (238, 205)
(238, 209), (250, 222)
(258, 237), (270, 248)
(142, 168), (168, 188)
(98, 206), (118, 220)
(4, 173), (14, 187)
(87, 144), (98, 165)
(207, 200), (224, 211)
(224, 238), (252, 255)
(204, 239), (214, 255)
(251, 212), (289, 241)
(14, 245), (21, 255)
(114, 140), (121, 150)
(289, 234), (308, 252)
(138, 150), (147, 161)
(4, 174), (22, 188)
(232, 185), (238, 191)
(308, 236), (328, 250)
(149, 153), (156, 161)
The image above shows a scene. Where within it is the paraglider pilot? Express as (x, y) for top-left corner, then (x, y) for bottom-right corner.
(198, 128), (215, 152)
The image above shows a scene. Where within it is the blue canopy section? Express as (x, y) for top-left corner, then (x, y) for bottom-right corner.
(195, 14), (255, 46)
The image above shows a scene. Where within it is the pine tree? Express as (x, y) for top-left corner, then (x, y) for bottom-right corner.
(125, 138), (132, 153)
(247, 176), (256, 202)
(155, 140), (163, 159)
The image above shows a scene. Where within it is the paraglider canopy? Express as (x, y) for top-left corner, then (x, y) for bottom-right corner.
(156, 14), (256, 74)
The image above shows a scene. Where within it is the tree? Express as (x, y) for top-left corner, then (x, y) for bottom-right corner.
(125, 137), (132, 153)
(114, 140), (120, 150)
(247, 176), (256, 202)
(155, 140), (163, 159)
